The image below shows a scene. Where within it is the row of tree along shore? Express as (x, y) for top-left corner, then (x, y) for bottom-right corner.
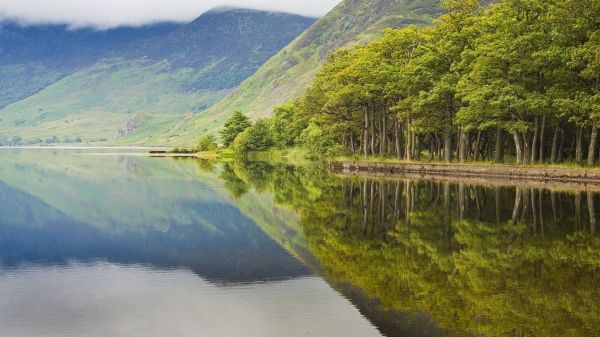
(195, 0), (599, 167)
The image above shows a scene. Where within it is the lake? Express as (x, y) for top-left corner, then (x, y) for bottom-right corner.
(0, 148), (598, 337)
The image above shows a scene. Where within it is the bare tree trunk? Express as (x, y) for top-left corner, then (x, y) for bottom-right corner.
(558, 127), (565, 162)
(459, 129), (467, 163)
(363, 107), (369, 158)
(531, 117), (539, 163)
(551, 124), (560, 163)
(576, 126), (583, 163)
(406, 120), (412, 161)
(495, 127), (504, 163)
(539, 115), (546, 162)
(523, 132), (532, 165)
(444, 126), (452, 163)
(370, 114), (376, 156)
(513, 132), (523, 165)
(380, 110), (386, 156)
(588, 123), (598, 166)
(429, 135), (435, 160)
(394, 116), (402, 159)
(474, 130), (482, 161)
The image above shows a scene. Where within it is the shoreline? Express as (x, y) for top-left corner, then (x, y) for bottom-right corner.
(330, 160), (600, 191)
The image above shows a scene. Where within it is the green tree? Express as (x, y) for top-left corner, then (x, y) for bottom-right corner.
(196, 134), (218, 152)
(232, 119), (274, 153)
(220, 110), (252, 147)
(270, 102), (309, 148)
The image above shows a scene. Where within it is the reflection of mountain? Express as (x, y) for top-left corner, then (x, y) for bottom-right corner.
(0, 152), (309, 283)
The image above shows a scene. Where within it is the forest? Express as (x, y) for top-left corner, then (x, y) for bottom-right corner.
(218, 0), (600, 165)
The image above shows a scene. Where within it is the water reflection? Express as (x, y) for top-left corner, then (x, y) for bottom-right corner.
(0, 150), (309, 283)
(1, 149), (599, 337)
(223, 159), (600, 337)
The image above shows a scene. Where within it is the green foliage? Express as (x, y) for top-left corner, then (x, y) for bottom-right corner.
(232, 119), (274, 153)
(270, 102), (309, 148)
(266, 0), (600, 165)
(196, 134), (218, 152)
(220, 110), (252, 147)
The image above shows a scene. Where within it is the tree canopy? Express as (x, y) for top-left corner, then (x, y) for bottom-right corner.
(236, 0), (600, 165)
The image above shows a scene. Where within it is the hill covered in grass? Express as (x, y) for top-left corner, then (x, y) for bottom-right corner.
(0, 8), (314, 145)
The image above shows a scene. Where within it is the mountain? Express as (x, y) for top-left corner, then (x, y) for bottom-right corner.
(161, 0), (446, 146)
(0, 8), (315, 145)
(0, 22), (182, 109)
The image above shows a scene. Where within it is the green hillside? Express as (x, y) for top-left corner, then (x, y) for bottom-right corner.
(163, 0), (445, 146)
(0, 60), (229, 144)
(0, 9), (314, 146)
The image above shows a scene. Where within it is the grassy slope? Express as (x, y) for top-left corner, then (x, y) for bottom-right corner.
(0, 59), (230, 144)
(161, 0), (442, 146)
(0, 10), (314, 146)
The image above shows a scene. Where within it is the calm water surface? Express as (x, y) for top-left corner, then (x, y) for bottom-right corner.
(0, 149), (598, 337)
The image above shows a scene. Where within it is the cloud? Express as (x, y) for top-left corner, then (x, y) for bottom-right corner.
(0, 0), (342, 29)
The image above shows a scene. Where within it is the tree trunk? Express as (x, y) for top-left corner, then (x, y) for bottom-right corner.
(531, 117), (539, 163)
(523, 132), (532, 165)
(370, 113), (376, 156)
(363, 107), (369, 158)
(394, 116), (402, 159)
(576, 126), (583, 163)
(380, 110), (386, 156)
(558, 126), (565, 162)
(539, 115), (546, 162)
(588, 123), (598, 166)
(444, 126), (452, 163)
(474, 130), (482, 161)
(495, 128), (504, 163)
(513, 132), (523, 165)
(551, 124), (560, 163)
(405, 120), (412, 161)
(459, 129), (467, 163)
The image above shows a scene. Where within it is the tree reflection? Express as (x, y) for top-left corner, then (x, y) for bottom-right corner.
(223, 160), (600, 337)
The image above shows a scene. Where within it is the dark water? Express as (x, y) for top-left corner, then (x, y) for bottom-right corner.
(0, 149), (598, 337)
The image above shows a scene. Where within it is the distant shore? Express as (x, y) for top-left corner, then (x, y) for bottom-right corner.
(331, 160), (600, 190)
(0, 146), (173, 151)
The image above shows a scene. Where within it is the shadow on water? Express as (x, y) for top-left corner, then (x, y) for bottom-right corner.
(222, 158), (600, 337)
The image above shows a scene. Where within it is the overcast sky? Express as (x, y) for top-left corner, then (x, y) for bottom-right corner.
(0, 0), (342, 29)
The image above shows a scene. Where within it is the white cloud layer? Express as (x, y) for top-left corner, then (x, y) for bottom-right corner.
(0, 0), (342, 28)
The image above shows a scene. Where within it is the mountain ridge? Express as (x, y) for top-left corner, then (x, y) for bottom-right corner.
(0, 8), (315, 145)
